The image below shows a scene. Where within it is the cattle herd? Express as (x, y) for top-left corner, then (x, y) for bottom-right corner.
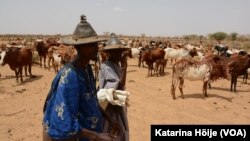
(0, 36), (250, 99)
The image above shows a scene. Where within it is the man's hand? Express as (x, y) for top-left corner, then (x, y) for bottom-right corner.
(110, 122), (121, 136)
(91, 132), (116, 141)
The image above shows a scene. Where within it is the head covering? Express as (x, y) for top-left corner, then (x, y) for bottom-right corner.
(62, 15), (106, 45)
(100, 33), (130, 51)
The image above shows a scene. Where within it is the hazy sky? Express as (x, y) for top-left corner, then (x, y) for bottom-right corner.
(0, 0), (250, 37)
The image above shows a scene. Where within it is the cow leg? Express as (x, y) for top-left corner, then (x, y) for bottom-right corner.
(14, 69), (19, 83)
(147, 63), (153, 77)
(52, 58), (56, 72)
(142, 61), (145, 67)
(149, 67), (151, 76)
(208, 82), (212, 89)
(39, 56), (42, 67)
(138, 55), (141, 67)
(243, 73), (248, 84)
(48, 57), (51, 70)
(24, 65), (28, 77)
(246, 73), (248, 84)
(162, 64), (165, 76)
(53, 63), (57, 73)
(242, 74), (245, 84)
(203, 81), (208, 98)
(159, 65), (162, 76)
(155, 64), (158, 77)
(151, 64), (154, 76)
(20, 66), (23, 82)
(147, 66), (149, 76)
(44, 56), (47, 68)
(234, 76), (237, 93)
(179, 77), (184, 99)
(230, 75), (234, 92)
(28, 64), (32, 77)
(156, 68), (159, 77)
(15, 67), (23, 82)
(164, 59), (167, 69)
(171, 78), (178, 100)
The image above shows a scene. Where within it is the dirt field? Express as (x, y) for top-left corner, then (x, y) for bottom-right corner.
(0, 58), (250, 141)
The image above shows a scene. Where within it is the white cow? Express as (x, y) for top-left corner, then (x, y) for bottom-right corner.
(164, 48), (197, 64)
(130, 47), (142, 58)
(185, 44), (204, 52)
(171, 59), (212, 99)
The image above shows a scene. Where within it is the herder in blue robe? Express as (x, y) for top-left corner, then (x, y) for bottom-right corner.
(98, 33), (130, 141)
(42, 15), (116, 141)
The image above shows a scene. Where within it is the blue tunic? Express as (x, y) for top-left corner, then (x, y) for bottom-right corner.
(43, 64), (103, 141)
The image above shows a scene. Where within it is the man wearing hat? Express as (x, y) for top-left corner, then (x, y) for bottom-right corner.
(98, 33), (130, 141)
(42, 15), (115, 141)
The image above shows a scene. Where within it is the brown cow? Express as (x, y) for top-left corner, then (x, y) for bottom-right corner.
(0, 47), (33, 82)
(206, 54), (250, 92)
(35, 38), (59, 68)
(58, 45), (77, 65)
(226, 56), (250, 92)
(141, 48), (165, 76)
(47, 46), (59, 71)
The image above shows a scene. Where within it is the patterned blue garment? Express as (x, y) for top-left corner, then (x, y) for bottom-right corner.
(43, 64), (103, 141)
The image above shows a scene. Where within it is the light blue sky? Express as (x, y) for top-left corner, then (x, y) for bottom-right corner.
(0, 0), (249, 37)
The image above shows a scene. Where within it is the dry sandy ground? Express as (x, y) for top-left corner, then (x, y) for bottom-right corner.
(0, 59), (250, 141)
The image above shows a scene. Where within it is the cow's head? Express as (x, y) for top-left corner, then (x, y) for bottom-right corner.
(0, 47), (19, 66)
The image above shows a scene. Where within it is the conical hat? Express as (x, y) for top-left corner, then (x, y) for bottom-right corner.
(100, 33), (130, 51)
(62, 15), (106, 45)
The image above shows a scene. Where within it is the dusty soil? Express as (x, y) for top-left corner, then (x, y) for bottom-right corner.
(0, 58), (250, 141)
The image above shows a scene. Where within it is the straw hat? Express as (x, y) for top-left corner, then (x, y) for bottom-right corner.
(62, 15), (106, 45)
